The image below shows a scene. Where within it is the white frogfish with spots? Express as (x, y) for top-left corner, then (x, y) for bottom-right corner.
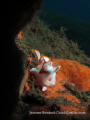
(30, 49), (61, 91)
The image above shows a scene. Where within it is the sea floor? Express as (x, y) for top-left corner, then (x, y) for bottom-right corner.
(13, 59), (90, 120)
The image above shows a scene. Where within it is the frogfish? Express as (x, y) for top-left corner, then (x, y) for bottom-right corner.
(30, 49), (61, 91)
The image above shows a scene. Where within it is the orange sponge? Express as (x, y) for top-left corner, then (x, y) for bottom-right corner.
(53, 59), (90, 91)
(24, 82), (31, 92)
(17, 31), (23, 38)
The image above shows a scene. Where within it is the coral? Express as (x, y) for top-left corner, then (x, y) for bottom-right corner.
(44, 59), (90, 99)
(28, 58), (90, 94)
(18, 16), (90, 65)
(13, 57), (90, 119)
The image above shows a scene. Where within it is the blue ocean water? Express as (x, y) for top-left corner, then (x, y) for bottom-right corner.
(41, 0), (90, 57)
(43, 0), (90, 23)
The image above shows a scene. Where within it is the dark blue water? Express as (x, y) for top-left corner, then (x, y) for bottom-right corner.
(40, 0), (90, 57)
(43, 0), (90, 23)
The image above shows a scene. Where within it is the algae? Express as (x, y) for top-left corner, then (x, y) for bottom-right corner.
(15, 16), (90, 65)
(64, 83), (90, 103)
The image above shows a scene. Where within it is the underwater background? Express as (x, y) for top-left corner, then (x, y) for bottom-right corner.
(43, 0), (90, 22)
(41, 0), (90, 57)
(14, 0), (90, 120)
